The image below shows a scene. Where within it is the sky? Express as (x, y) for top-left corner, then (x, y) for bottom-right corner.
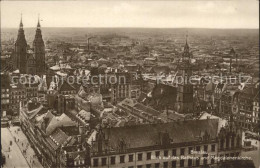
(1, 0), (259, 29)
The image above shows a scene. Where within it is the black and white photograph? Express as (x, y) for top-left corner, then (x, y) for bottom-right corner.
(0, 0), (259, 167)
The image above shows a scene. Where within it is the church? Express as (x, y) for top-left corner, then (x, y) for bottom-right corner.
(11, 16), (45, 75)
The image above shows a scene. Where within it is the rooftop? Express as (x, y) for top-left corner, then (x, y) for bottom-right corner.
(100, 119), (219, 150)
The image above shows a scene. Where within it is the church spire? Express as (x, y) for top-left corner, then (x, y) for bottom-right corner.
(37, 14), (41, 29)
(19, 13), (23, 29)
(33, 14), (45, 75)
(184, 34), (189, 53)
(15, 13), (27, 74)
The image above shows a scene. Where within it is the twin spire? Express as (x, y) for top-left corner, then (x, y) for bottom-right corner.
(19, 13), (41, 29)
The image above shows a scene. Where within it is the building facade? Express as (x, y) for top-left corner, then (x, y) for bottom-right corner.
(19, 100), (90, 168)
(90, 119), (242, 168)
(1, 73), (10, 117)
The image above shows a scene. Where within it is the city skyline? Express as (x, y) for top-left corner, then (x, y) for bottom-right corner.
(1, 0), (259, 29)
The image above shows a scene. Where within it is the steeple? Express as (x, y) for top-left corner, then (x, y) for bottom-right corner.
(180, 33), (193, 78)
(37, 14), (41, 29)
(184, 34), (189, 53)
(33, 14), (45, 75)
(182, 34), (191, 60)
(19, 13), (23, 29)
(33, 15), (44, 44)
(16, 13), (26, 44)
(176, 33), (194, 114)
(15, 13), (28, 73)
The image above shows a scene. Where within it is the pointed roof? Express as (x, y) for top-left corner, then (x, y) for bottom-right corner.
(230, 48), (235, 55)
(37, 14), (41, 29)
(19, 13), (23, 29)
(33, 14), (44, 46)
(182, 34), (191, 58)
(58, 80), (76, 92)
(184, 35), (189, 52)
(16, 14), (27, 45)
(78, 85), (87, 98)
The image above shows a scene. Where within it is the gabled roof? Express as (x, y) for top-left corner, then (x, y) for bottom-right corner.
(45, 113), (76, 135)
(229, 48), (236, 55)
(78, 85), (87, 98)
(59, 80), (76, 92)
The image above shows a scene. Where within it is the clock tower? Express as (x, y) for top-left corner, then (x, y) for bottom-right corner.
(176, 36), (194, 114)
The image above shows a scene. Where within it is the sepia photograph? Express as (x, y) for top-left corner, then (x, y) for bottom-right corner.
(0, 0), (259, 168)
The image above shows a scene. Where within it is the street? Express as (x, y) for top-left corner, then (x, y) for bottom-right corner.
(9, 126), (43, 168)
(1, 128), (29, 168)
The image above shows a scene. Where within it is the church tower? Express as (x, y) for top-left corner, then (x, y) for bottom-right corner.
(33, 15), (45, 75)
(14, 14), (28, 73)
(176, 36), (194, 114)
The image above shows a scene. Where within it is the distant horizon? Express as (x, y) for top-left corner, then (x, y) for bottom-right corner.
(2, 27), (259, 30)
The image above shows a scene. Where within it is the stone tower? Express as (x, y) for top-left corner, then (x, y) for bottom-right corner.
(176, 36), (194, 114)
(14, 14), (27, 73)
(33, 16), (45, 75)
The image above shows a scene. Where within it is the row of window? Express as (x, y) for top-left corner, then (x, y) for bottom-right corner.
(74, 160), (85, 166)
(61, 91), (76, 95)
(93, 145), (216, 167)
(1, 99), (9, 103)
(94, 157), (216, 167)
(1, 89), (9, 92)
(11, 91), (26, 95)
(11, 95), (26, 99)
(1, 94), (10, 98)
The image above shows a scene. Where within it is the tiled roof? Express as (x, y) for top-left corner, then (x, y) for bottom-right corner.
(119, 98), (159, 116)
(102, 119), (219, 149)
(50, 128), (69, 147)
